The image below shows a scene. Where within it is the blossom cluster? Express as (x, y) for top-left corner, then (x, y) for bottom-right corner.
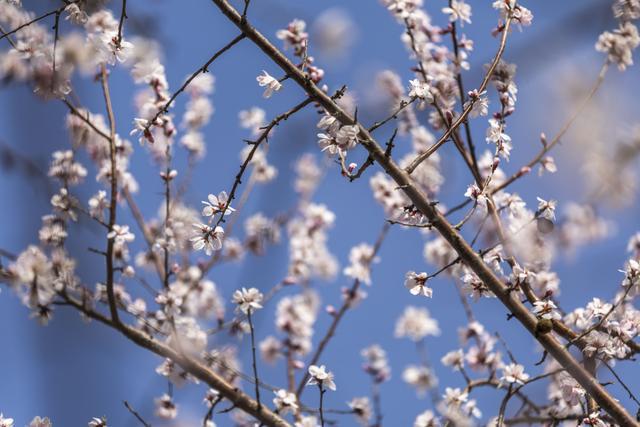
(1, 0), (639, 426)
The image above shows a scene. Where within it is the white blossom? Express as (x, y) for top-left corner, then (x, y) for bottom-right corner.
(500, 363), (530, 385)
(533, 300), (561, 320)
(403, 365), (438, 396)
(307, 364), (337, 390)
(107, 224), (135, 244)
(154, 394), (177, 419)
(443, 387), (468, 407)
(273, 389), (298, 414)
(536, 197), (557, 220)
(344, 244), (378, 285)
(190, 223), (225, 255)
(596, 22), (640, 70)
(348, 397), (372, 426)
(0, 415), (13, 427)
(232, 287), (263, 313)
(414, 410), (439, 427)
(202, 191), (235, 217)
(441, 349), (464, 371)
(87, 417), (106, 427)
(256, 70), (282, 98)
(442, 0), (472, 26)
(395, 306), (440, 341)
(408, 79), (433, 102)
(404, 271), (432, 297)
(239, 107), (267, 136)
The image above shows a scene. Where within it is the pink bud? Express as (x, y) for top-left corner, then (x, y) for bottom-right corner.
(348, 162), (357, 173)
(540, 132), (547, 147)
(326, 305), (337, 316)
(445, 110), (454, 123)
(282, 276), (297, 286)
(123, 265), (135, 277)
(492, 157), (500, 171)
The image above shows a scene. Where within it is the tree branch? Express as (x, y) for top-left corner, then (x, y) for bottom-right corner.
(206, 2), (637, 423)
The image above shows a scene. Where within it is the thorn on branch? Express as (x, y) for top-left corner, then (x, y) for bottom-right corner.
(535, 350), (549, 366)
(384, 128), (398, 157)
(88, 247), (107, 256)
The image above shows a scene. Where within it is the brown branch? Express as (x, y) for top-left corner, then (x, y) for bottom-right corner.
(213, 96), (313, 229)
(61, 99), (112, 142)
(60, 292), (291, 427)
(0, 24), (19, 49)
(51, 10), (61, 93)
(207, 2), (637, 423)
(100, 64), (120, 325)
(123, 401), (151, 427)
(504, 414), (583, 425)
(347, 129), (398, 182)
(247, 309), (262, 411)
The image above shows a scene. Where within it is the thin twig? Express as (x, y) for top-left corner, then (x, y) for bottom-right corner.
(0, 24), (20, 49)
(405, 17), (513, 174)
(318, 386), (326, 427)
(248, 309), (262, 412)
(449, 15), (480, 177)
(61, 99), (112, 141)
(491, 61), (610, 194)
(0, 2), (73, 42)
(347, 129), (398, 182)
(51, 10), (61, 93)
(201, 96), (315, 273)
(599, 358), (640, 407)
(116, 0), (128, 46)
(122, 187), (166, 280)
(296, 223), (390, 398)
(145, 33), (246, 131)
(368, 97), (417, 132)
(371, 382), (383, 427)
(123, 401), (151, 427)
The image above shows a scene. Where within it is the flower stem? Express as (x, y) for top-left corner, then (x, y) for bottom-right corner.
(248, 308), (262, 411)
(318, 384), (325, 427)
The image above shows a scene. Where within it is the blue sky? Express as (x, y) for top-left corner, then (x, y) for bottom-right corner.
(1, 0), (639, 426)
